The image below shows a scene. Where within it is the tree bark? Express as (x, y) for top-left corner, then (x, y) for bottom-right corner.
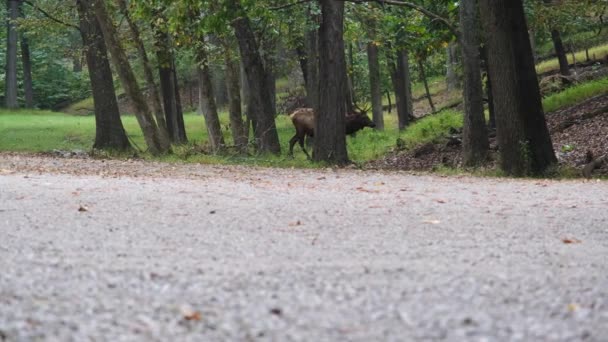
(117, 0), (169, 142)
(446, 42), (461, 91)
(5, 0), (19, 108)
(92, 0), (169, 155)
(389, 48), (414, 130)
(171, 59), (187, 142)
(543, 0), (570, 84)
(313, 0), (348, 164)
(229, 1), (280, 154)
(550, 28), (571, 84)
(459, 0), (489, 166)
(239, 59), (252, 141)
(196, 44), (225, 153)
(367, 39), (384, 130)
(479, 0), (557, 175)
(155, 28), (187, 144)
(480, 45), (496, 129)
(76, 0), (130, 151)
(224, 45), (247, 150)
(418, 59), (436, 113)
(305, 19), (319, 111)
(20, 33), (34, 108)
(344, 42), (355, 113)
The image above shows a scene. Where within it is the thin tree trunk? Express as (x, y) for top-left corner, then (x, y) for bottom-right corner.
(367, 40), (384, 129)
(117, 0), (169, 142)
(313, 0), (348, 164)
(446, 42), (461, 91)
(5, 0), (19, 108)
(479, 0), (557, 175)
(296, 44), (308, 85)
(418, 59), (436, 113)
(155, 29), (186, 144)
(20, 33), (34, 108)
(550, 29), (571, 84)
(239, 59), (252, 141)
(305, 18), (319, 111)
(229, 0), (280, 154)
(345, 42), (355, 113)
(76, 0), (130, 151)
(196, 44), (225, 153)
(480, 45), (496, 129)
(92, 0), (169, 155)
(460, 0), (489, 166)
(224, 45), (247, 151)
(171, 59), (187, 142)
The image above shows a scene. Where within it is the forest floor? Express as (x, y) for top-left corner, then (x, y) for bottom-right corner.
(1, 154), (607, 341)
(369, 92), (608, 177)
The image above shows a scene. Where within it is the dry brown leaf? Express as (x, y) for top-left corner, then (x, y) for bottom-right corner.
(78, 205), (88, 212)
(562, 237), (582, 244)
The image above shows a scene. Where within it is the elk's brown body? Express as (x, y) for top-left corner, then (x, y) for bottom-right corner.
(288, 108), (376, 159)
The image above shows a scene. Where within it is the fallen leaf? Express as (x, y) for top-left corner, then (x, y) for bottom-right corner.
(180, 305), (202, 321)
(356, 187), (380, 193)
(78, 205), (88, 212)
(270, 308), (283, 316)
(562, 237), (582, 244)
(568, 303), (579, 312)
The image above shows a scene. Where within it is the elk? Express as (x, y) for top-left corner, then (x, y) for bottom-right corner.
(288, 107), (376, 159)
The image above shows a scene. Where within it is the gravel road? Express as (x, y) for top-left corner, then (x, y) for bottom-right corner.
(1, 154), (607, 341)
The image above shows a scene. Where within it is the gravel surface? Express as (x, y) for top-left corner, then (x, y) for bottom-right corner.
(1, 154), (607, 341)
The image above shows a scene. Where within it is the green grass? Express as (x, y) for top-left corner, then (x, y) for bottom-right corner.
(1, 106), (465, 166)
(542, 77), (608, 113)
(536, 43), (608, 74)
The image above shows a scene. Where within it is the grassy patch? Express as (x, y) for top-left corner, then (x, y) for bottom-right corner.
(543, 77), (608, 113)
(536, 43), (608, 74)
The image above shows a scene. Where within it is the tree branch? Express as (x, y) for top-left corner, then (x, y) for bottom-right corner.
(269, 0), (312, 11)
(337, 0), (459, 39)
(22, 0), (81, 32)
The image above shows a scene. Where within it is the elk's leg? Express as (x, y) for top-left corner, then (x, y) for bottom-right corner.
(289, 135), (299, 157)
(299, 137), (311, 160)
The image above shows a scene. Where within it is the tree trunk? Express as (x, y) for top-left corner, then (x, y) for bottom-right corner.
(155, 29), (187, 144)
(344, 42), (355, 113)
(117, 0), (169, 142)
(229, 1), (280, 154)
(313, 0), (348, 165)
(224, 46), (247, 151)
(239, 59), (252, 141)
(446, 42), (461, 91)
(459, 0), (489, 166)
(397, 49), (414, 125)
(305, 20), (319, 111)
(367, 39), (384, 130)
(479, 0), (557, 176)
(92, 0), (169, 155)
(480, 45), (496, 129)
(76, 0), (130, 151)
(171, 59), (187, 142)
(5, 0), (19, 108)
(543, 0), (570, 84)
(550, 29), (571, 84)
(418, 59), (436, 113)
(20, 33), (34, 108)
(296, 44), (308, 85)
(196, 44), (225, 153)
